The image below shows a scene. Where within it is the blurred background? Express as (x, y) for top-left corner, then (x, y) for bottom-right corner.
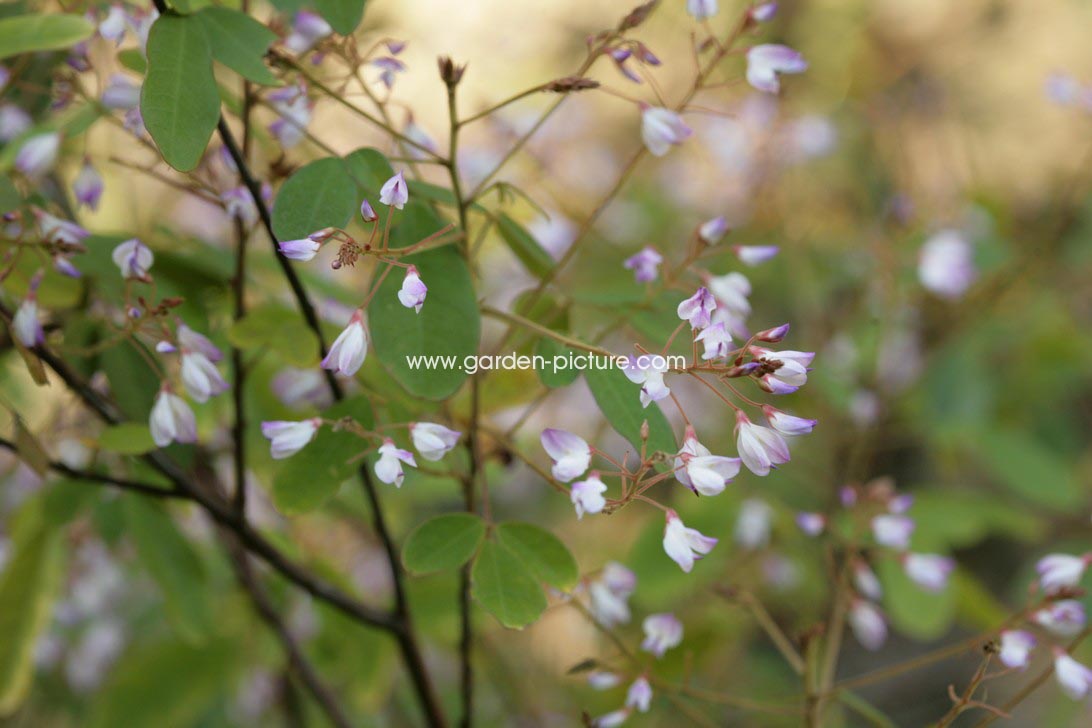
(2, 0), (1092, 725)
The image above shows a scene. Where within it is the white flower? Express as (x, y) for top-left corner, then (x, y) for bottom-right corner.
(1033, 600), (1086, 637)
(180, 351), (228, 403)
(848, 600), (887, 651)
(1053, 649), (1092, 700)
(641, 613), (683, 658)
(686, 0), (718, 21)
(409, 422), (461, 461)
(677, 287), (717, 329)
(733, 245), (780, 266)
(698, 216), (728, 244)
(99, 5), (128, 43)
(735, 499), (773, 549)
(695, 322), (733, 360)
(625, 677), (652, 713)
(735, 411), (790, 476)
(746, 44), (808, 94)
(592, 709), (630, 727)
(111, 239), (154, 280)
(178, 324), (222, 362)
(284, 10), (332, 54)
(852, 560), (883, 601)
(261, 419), (321, 459)
(540, 428), (591, 482)
(588, 562), (636, 627)
(12, 292), (43, 348)
(902, 553), (954, 592)
(14, 133), (61, 179)
(375, 439), (416, 487)
(753, 347), (814, 394)
(571, 472), (608, 519)
(662, 511), (717, 573)
(871, 514), (914, 550)
(73, 160), (104, 210)
(763, 405), (818, 435)
(397, 266), (428, 313)
(1036, 553), (1090, 594)
(321, 310), (368, 376)
(918, 229), (975, 299)
(149, 389), (197, 447)
(101, 74), (141, 110)
(587, 671), (621, 690)
(706, 272), (752, 320)
(640, 106), (692, 156)
(279, 237), (321, 261)
(997, 630), (1035, 671)
(796, 512), (826, 536)
(623, 355), (671, 408)
(379, 170), (408, 209)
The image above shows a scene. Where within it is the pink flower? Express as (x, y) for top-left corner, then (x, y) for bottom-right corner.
(279, 237), (321, 261)
(750, 2), (778, 22)
(540, 428), (591, 482)
(735, 411), (790, 476)
(588, 562), (635, 627)
(15, 132), (60, 178)
(623, 355), (671, 408)
(698, 216), (728, 244)
(871, 514), (914, 550)
(623, 246), (663, 283)
(746, 44), (808, 94)
(178, 324), (222, 363)
(662, 511), (717, 573)
(34, 208), (89, 247)
(640, 106), (692, 156)
(409, 422), (461, 461)
(359, 199), (377, 222)
(73, 159), (104, 210)
(752, 346), (814, 394)
(918, 230), (975, 299)
(763, 405), (817, 435)
(796, 512), (826, 536)
(149, 388), (197, 447)
(625, 676), (652, 712)
(733, 245), (779, 266)
(1053, 648), (1092, 700)
(998, 630), (1035, 671)
(641, 613), (683, 657)
(1033, 600), (1086, 637)
(321, 310), (368, 376)
(397, 266), (428, 313)
(853, 560), (883, 600)
(261, 419), (321, 459)
(902, 553), (955, 592)
(677, 287), (717, 329)
(111, 238), (154, 280)
(1036, 553), (1091, 594)
(375, 438), (416, 487)
(571, 472), (608, 519)
(180, 351), (228, 403)
(695, 322), (733, 360)
(379, 171), (408, 209)
(848, 600), (887, 651)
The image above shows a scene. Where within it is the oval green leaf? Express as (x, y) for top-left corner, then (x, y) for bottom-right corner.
(402, 513), (486, 574)
(314, 0), (367, 36)
(272, 156), (360, 241)
(98, 423), (156, 455)
(0, 14), (94, 60)
(471, 539), (547, 629)
(585, 366), (677, 457)
(496, 213), (555, 280)
(194, 7), (279, 86)
(141, 14), (221, 171)
(495, 521), (578, 591)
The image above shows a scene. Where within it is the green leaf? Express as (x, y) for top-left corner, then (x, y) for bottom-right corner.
(98, 423), (156, 455)
(123, 499), (214, 643)
(194, 7), (279, 86)
(369, 208), (479, 400)
(585, 366), (677, 456)
(228, 305), (318, 367)
(0, 14), (94, 60)
(0, 501), (64, 716)
(314, 0), (367, 36)
(471, 539), (547, 629)
(535, 337), (580, 388)
(496, 213), (555, 280)
(271, 396), (373, 513)
(0, 176), (20, 213)
(272, 156), (360, 241)
(969, 427), (1082, 511)
(118, 48), (147, 74)
(402, 513), (486, 574)
(89, 639), (238, 728)
(495, 521), (578, 591)
(141, 14), (221, 171)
